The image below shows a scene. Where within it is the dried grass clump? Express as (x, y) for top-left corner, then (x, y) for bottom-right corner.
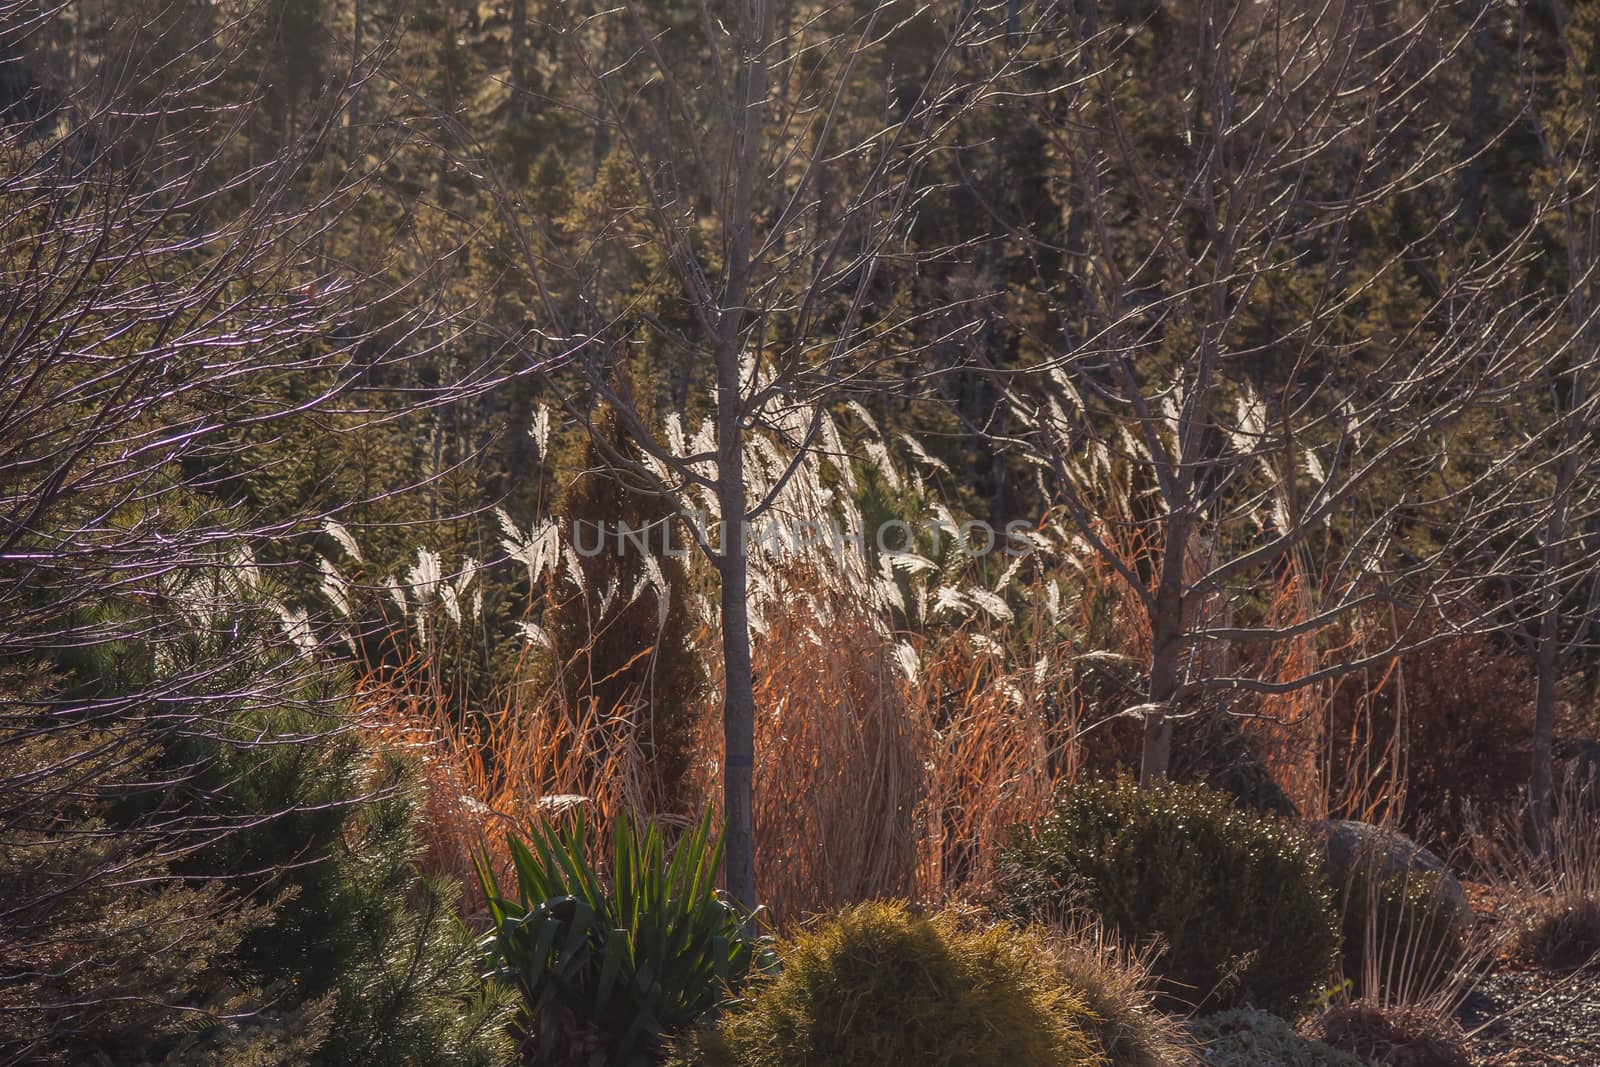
(1308, 1001), (1470, 1067)
(362, 679), (662, 901)
(910, 626), (1066, 902)
(689, 557), (1072, 925)
(1327, 849), (1471, 1003)
(1472, 778), (1600, 972)
(1516, 892), (1600, 971)
(1049, 920), (1199, 1067)
(694, 564), (927, 925)
(676, 902), (1105, 1067)
(372, 557), (1072, 926)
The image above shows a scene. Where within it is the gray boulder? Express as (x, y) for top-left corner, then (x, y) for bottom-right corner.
(1311, 820), (1468, 914)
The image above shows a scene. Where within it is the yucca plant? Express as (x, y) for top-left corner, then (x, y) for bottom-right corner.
(475, 808), (774, 1066)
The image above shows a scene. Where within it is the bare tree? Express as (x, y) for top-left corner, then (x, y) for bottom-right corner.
(464, 0), (1043, 905)
(0, 4), (515, 1054)
(988, 0), (1556, 783)
(1505, 0), (1600, 841)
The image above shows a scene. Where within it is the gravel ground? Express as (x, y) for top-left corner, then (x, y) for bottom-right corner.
(1462, 967), (1600, 1066)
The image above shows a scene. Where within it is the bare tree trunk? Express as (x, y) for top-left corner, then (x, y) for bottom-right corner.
(704, 0), (772, 911)
(1531, 449), (1576, 843)
(347, 0), (361, 167)
(715, 448), (757, 906)
(510, 0), (526, 115)
(1142, 515), (1191, 781)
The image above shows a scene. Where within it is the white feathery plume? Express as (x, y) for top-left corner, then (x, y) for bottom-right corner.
(495, 506), (524, 551)
(318, 555), (351, 619)
(968, 587), (1014, 622)
(1231, 386), (1266, 455)
(893, 643), (921, 683)
(900, 433), (949, 475)
(625, 571), (649, 612)
(1304, 446), (1326, 485)
(665, 411), (686, 456)
(517, 620), (553, 650)
(530, 404), (551, 459)
(845, 399), (881, 437)
(888, 552), (939, 574)
(321, 518), (363, 562)
(970, 632), (1004, 657)
(1159, 390), (1182, 436)
(739, 347), (759, 392)
(641, 448), (670, 483)
(455, 556), (480, 599)
(694, 593), (716, 625)
(535, 520), (561, 582)
(561, 543), (587, 593)
(274, 604), (319, 654)
(1046, 396), (1075, 445)
(1049, 364), (1083, 410)
(933, 585), (968, 616)
(820, 411), (857, 494)
(228, 544), (261, 593)
(440, 584), (462, 624)
(385, 575), (407, 613)
(994, 553), (1024, 592)
(690, 419), (717, 467)
(1270, 491), (1292, 534)
(407, 548), (442, 603)
(874, 575), (906, 615)
(1118, 423), (1148, 463)
(863, 439), (901, 491)
(642, 554), (670, 632)
(1013, 528), (1053, 556)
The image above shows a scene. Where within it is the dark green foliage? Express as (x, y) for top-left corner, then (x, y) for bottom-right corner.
(543, 409), (705, 810)
(186, 694), (517, 1066)
(997, 778), (1338, 1015)
(1170, 713), (1299, 820)
(1331, 861), (1468, 999)
(0, 708), (293, 1066)
(476, 809), (773, 1066)
(674, 901), (1106, 1067)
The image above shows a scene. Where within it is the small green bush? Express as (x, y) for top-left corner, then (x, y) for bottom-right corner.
(1332, 862), (1467, 998)
(1188, 1010), (1361, 1067)
(997, 778), (1338, 1014)
(677, 902), (1106, 1067)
